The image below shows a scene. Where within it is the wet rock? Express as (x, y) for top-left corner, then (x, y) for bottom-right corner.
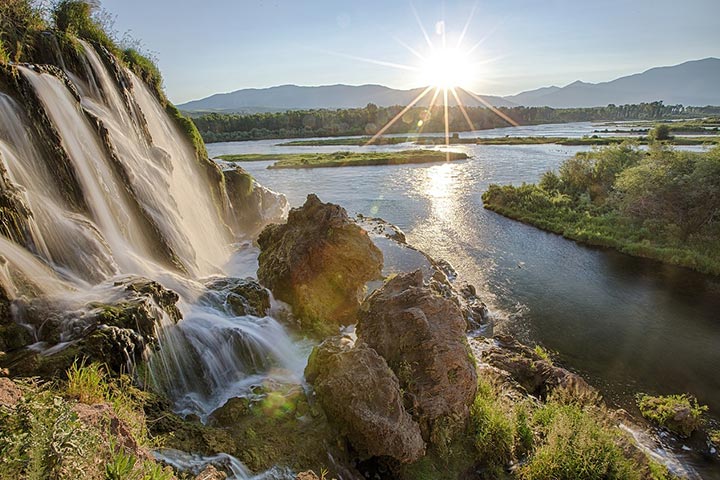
(195, 465), (227, 480)
(2, 276), (182, 377)
(471, 335), (597, 402)
(224, 166), (289, 239)
(357, 270), (477, 442)
(258, 194), (383, 336)
(203, 278), (270, 317)
(305, 334), (426, 463)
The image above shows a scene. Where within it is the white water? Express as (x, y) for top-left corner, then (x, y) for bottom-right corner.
(0, 43), (299, 431)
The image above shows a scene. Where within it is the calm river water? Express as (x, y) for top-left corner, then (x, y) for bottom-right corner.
(208, 123), (720, 476)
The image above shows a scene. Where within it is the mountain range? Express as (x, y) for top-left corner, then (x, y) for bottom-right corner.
(178, 58), (720, 113)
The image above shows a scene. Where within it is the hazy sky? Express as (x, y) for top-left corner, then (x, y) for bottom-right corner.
(101, 0), (720, 104)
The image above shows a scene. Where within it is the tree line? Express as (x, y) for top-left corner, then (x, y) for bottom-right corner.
(189, 102), (720, 143)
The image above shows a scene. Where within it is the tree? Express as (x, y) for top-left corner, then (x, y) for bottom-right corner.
(649, 124), (671, 141)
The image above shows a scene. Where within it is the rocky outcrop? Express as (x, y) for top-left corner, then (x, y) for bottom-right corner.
(470, 335), (597, 402)
(203, 278), (270, 317)
(1, 277), (182, 377)
(224, 166), (289, 239)
(305, 334), (426, 463)
(257, 194), (383, 336)
(357, 270), (478, 442)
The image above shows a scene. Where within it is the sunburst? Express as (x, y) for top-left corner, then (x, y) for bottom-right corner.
(353, 3), (518, 155)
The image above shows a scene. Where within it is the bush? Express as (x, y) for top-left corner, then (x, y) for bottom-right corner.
(649, 124), (671, 141)
(0, 0), (47, 62)
(52, 0), (117, 54)
(637, 393), (707, 437)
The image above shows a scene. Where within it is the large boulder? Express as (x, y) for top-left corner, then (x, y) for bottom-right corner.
(257, 194), (383, 336)
(356, 270), (477, 442)
(305, 334), (425, 463)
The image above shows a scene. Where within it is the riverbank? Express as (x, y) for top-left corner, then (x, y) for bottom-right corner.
(482, 144), (720, 276)
(278, 135), (720, 147)
(217, 150), (469, 168)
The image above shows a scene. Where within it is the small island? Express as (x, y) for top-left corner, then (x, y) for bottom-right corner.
(216, 150), (469, 169)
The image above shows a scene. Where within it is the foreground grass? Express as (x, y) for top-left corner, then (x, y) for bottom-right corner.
(0, 362), (173, 479)
(217, 150), (469, 168)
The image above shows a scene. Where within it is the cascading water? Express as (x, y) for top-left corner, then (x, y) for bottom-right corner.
(0, 40), (302, 439)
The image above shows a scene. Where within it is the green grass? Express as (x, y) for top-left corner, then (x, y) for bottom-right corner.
(637, 394), (708, 437)
(66, 359), (108, 404)
(482, 183), (720, 276)
(217, 150), (468, 168)
(521, 402), (643, 480)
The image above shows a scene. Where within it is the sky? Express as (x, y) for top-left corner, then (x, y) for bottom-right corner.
(101, 0), (720, 104)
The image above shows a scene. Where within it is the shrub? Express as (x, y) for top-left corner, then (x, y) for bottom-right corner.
(0, 0), (47, 62)
(637, 393), (707, 437)
(649, 124), (671, 141)
(52, 0), (117, 54)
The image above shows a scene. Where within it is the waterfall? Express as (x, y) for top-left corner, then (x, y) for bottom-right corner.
(0, 42), (300, 420)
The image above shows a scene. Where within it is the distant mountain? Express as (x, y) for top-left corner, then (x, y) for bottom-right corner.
(178, 84), (515, 113)
(178, 58), (720, 113)
(507, 58), (720, 108)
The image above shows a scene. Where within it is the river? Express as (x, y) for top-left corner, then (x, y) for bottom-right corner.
(208, 123), (720, 477)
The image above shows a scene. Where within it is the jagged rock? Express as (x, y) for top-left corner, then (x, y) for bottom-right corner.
(195, 465), (227, 480)
(471, 334), (597, 402)
(203, 278), (270, 317)
(305, 334), (425, 463)
(224, 166), (289, 239)
(257, 194), (383, 336)
(1, 276), (182, 377)
(357, 270), (477, 442)
(295, 471), (320, 480)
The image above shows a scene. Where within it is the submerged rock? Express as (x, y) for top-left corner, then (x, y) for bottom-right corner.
(257, 194), (383, 336)
(203, 277), (271, 317)
(305, 334), (426, 463)
(357, 270), (478, 443)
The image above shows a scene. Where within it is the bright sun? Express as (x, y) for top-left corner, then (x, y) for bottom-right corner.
(420, 47), (475, 89)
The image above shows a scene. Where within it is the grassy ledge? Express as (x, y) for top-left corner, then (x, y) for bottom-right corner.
(482, 142), (720, 276)
(217, 150), (469, 169)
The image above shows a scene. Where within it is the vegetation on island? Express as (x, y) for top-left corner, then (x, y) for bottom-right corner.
(189, 102), (720, 143)
(637, 393), (708, 437)
(482, 141), (720, 275)
(218, 150), (469, 169)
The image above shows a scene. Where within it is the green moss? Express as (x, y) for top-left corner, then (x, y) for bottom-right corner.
(709, 429), (720, 446)
(217, 150), (468, 169)
(637, 394), (707, 437)
(123, 48), (163, 96)
(166, 102), (210, 161)
(533, 345), (552, 363)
